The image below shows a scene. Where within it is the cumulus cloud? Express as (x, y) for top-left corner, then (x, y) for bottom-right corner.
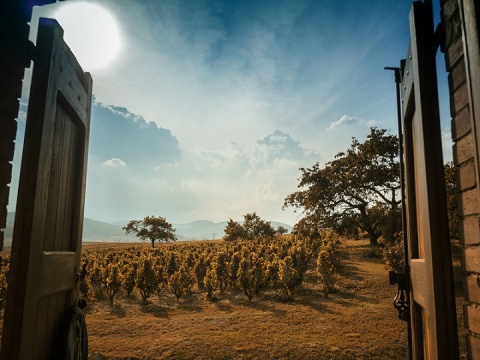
(89, 100), (181, 171)
(102, 158), (126, 168)
(327, 115), (378, 131)
(442, 128), (454, 162)
(84, 128), (318, 224)
(253, 130), (319, 168)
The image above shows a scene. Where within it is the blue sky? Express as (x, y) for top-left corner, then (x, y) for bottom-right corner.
(8, 0), (452, 225)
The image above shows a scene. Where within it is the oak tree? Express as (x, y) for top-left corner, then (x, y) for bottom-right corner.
(284, 128), (401, 246)
(223, 212), (276, 241)
(123, 216), (176, 248)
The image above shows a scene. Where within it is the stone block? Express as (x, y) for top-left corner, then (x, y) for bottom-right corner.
(464, 246), (480, 273)
(451, 106), (471, 141)
(453, 132), (475, 165)
(460, 216), (480, 246)
(458, 159), (476, 191)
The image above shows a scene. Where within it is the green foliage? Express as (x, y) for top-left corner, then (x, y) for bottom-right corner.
(89, 260), (104, 299)
(75, 232), (346, 306)
(316, 230), (342, 297)
(237, 258), (255, 301)
(155, 262), (167, 294)
(194, 257), (208, 289)
(122, 265), (137, 297)
(381, 233), (404, 272)
(167, 252), (179, 277)
(223, 219), (246, 241)
(104, 263), (123, 305)
(278, 256), (301, 299)
(136, 256), (157, 302)
(204, 266), (217, 300)
(79, 274), (95, 302)
(213, 252), (229, 293)
(284, 128), (400, 246)
(223, 212), (276, 241)
(445, 161), (459, 239)
(276, 226), (288, 235)
(0, 256), (9, 309)
(228, 252), (241, 287)
(375, 206), (402, 244)
(123, 215), (176, 248)
(168, 265), (194, 302)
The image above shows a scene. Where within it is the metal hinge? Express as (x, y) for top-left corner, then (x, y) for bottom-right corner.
(389, 270), (410, 322)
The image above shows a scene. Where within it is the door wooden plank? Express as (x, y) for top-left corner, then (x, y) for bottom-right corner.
(410, 260), (427, 308)
(39, 252), (76, 298)
(0, 17), (92, 359)
(401, 2), (459, 359)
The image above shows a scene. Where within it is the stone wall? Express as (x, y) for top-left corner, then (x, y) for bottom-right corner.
(443, 0), (480, 357)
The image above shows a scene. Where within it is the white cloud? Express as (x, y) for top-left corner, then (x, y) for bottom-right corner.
(84, 128), (318, 225)
(102, 158), (126, 168)
(442, 128), (454, 163)
(327, 115), (360, 131)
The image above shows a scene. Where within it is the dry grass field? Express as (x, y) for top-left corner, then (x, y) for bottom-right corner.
(85, 239), (410, 359)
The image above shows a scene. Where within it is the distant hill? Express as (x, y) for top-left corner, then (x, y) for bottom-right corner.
(116, 219), (293, 240)
(82, 217), (137, 242)
(3, 213), (137, 246)
(3, 213), (292, 245)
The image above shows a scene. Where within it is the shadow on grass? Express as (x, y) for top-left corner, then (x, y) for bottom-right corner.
(247, 299), (288, 316)
(214, 301), (233, 313)
(109, 303), (127, 318)
(140, 302), (169, 318)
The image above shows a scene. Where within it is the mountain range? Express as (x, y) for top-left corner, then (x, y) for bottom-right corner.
(2, 212), (292, 246)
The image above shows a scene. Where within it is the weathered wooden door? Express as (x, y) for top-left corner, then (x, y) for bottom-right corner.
(1, 18), (92, 359)
(401, 2), (458, 359)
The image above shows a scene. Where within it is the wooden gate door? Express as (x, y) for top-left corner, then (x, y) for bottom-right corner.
(1, 18), (92, 359)
(401, 2), (458, 359)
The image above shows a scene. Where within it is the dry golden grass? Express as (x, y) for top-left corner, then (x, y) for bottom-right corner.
(86, 239), (410, 359)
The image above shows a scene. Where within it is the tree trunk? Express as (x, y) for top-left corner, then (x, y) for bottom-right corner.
(368, 234), (379, 246)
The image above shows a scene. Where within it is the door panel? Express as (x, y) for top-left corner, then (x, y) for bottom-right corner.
(401, 2), (458, 359)
(1, 18), (92, 359)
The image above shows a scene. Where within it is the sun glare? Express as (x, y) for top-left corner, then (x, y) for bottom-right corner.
(54, 2), (121, 70)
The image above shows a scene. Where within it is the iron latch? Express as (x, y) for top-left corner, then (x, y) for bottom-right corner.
(389, 270), (410, 321)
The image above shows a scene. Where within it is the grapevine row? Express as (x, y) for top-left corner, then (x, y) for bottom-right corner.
(79, 229), (342, 304)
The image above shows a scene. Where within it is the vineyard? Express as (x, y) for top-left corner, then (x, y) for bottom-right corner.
(79, 230), (341, 306)
(0, 231), (418, 358)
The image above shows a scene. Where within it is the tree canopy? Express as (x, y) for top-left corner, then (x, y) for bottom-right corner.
(123, 215), (176, 248)
(444, 161), (459, 239)
(284, 128), (401, 246)
(223, 212), (276, 241)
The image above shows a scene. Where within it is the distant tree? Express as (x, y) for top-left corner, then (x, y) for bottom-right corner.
(223, 212), (276, 241)
(276, 226), (288, 235)
(223, 219), (246, 241)
(123, 215), (176, 248)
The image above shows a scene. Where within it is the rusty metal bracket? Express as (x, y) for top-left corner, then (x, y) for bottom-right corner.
(389, 270), (410, 321)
